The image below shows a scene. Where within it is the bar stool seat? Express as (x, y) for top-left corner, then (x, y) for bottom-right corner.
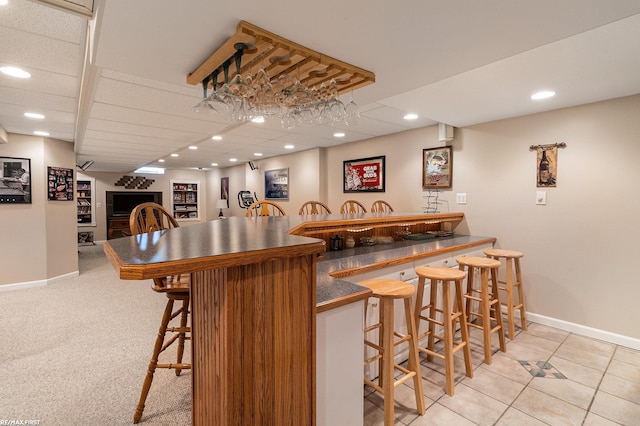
(361, 278), (426, 425)
(456, 256), (506, 365)
(414, 266), (473, 396)
(484, 248), (528, 339)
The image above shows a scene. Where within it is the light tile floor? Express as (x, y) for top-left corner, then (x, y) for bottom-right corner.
(363, 323), (640, 425)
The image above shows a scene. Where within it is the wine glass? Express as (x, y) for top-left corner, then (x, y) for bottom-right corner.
(344, 90), (360, 125)
(192, 76), (217, 114)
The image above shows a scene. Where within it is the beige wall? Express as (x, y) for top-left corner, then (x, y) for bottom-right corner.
(0, 135), (77, 286)
(214, 94), (640, 341)
(3, 94), (639, 342)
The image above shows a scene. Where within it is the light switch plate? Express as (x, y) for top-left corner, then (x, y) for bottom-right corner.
(536, 191), (546, 205)
(456, 193), (467, 204)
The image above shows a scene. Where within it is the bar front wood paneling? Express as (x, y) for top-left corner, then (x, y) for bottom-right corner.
(190, 256), (316, 425)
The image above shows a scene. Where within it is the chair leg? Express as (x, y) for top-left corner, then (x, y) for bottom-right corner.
(134, 298), (174, 424)
(175, 298), (190, 376)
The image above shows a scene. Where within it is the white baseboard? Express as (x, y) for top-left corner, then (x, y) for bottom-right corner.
(526, 312), (640, 351)
(0, 271), (79, 292)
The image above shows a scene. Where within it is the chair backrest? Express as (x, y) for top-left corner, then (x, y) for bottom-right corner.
(130, 202), (179, 235)
(371, 200), (394, 213)
(299, 201), (332, 215)
(129, 203), (182, 291)
(340, 199), (367, 214)
(246, 200), (287, 217)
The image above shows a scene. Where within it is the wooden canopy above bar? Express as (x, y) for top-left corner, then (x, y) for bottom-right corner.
(187, 20), (375, 96)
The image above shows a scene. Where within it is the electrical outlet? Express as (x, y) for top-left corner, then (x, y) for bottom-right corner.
(536, 191), (546, 205)
(456, 193), (467, 204)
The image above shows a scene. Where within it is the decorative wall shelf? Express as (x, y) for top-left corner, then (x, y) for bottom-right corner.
(187, 21), (375, 97)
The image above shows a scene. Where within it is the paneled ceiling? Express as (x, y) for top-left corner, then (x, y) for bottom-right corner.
(1, 0), (639, 172)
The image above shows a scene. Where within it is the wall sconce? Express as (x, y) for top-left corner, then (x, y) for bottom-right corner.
(216, 199), (227, 217)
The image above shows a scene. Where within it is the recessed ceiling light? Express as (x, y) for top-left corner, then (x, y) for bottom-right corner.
(34, 131), (49, 136)
(229, 158), (238, 162)
(189, 145), (198, 150)
(0, 0), (8, 6)
(284, 144), (295, 149)
(254, 152), (263, 156)
(24, 112), (45, 119)
(531, 90), (556, 100)
(1, 66), (31, 79)
(158, 159), (165, 163)
(403, 113), (418, 120)
(211, 162), (218, 166)
(171, 153), (179, 157)
(333, 132), (345, 138)
(212, 135), (222, 140)
(251, 116), (265, 123)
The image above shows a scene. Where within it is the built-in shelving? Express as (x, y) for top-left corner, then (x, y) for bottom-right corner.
(77, 176), (96, 226)
(171, 180), (200, 221)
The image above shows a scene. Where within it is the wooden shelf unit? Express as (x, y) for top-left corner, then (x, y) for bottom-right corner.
(76, 176), (95, 226)
(171, 181), (200, 221)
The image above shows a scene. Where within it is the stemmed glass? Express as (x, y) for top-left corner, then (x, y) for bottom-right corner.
(227, 43), (255, 101)
(205, 69), (230, 113)
(192, 76), (216, 114)
(344, 89), (360, 125)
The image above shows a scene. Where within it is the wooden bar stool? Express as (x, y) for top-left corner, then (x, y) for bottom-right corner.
(414, 266), (473, 396)
(456, 256), (506, 365)
(361, 279), (426, 425)
(484, 248), (528, 339)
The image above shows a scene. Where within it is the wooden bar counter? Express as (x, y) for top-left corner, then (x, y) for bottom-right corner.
(104, 217), (325, 425)
(104, 211), (493, 425)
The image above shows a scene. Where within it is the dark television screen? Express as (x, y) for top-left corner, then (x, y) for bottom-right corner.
(107, 191), (162, 216)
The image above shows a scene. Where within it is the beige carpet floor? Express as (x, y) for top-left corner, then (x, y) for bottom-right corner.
(0, 243), (191, 425)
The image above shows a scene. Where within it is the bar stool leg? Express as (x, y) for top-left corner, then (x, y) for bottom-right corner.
(490, 266), (507, 354)
(505, 258), (516, 339)
(480, 267), (493, 364)
(464, 266), (476, 324)
(404, 298), (426, 416)
(441, 281), (455, 395)
(381, 298), (395, 426)
(515, 258), (528, 332)
(454, 279), (474, 378)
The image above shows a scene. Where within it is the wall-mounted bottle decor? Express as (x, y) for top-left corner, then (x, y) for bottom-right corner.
(529, 142), (566, 188)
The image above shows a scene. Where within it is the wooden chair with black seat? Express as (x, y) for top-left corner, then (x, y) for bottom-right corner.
(371, 200), (394, 213)
(246, 200), (287, 217)
(299, 200), (332, 215)
(339, 199), (367, 214)
(129, 202), (191, 424)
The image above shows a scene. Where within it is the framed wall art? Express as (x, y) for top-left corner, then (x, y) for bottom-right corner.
(265, 168), (289, 200)
(343, 155), (385, 192)
(47, 166), (74, 201)
(0, 156), (31, 204)
(422, 146), (452, 189)
(221, 176), (230, 207)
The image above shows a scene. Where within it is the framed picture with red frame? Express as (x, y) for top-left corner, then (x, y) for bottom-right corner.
(343, 155), (385, 193)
